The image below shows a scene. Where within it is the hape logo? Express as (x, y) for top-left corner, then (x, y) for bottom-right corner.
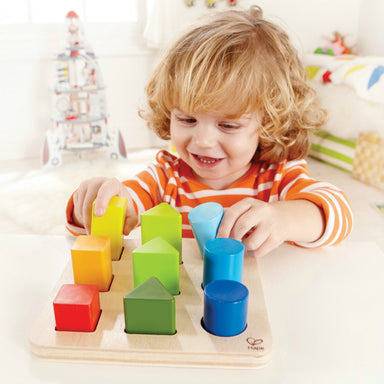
(246, 337), (264, 351)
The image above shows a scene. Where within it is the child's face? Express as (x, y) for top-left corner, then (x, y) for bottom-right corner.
(170, 108), (261, 189)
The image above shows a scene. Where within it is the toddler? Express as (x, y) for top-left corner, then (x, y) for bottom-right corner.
(66, 6), (353, 257)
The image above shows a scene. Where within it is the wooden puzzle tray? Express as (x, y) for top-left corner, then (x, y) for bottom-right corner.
(29, 238), (272, 369)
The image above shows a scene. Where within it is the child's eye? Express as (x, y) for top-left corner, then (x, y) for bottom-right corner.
(177, 117), (196, 125)
(220, 123), (240, 130)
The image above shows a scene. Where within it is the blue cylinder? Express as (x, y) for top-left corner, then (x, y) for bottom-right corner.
(203, 238), (244, 288)
(188, 202), (224, 258)
(203, 280), (249, 337)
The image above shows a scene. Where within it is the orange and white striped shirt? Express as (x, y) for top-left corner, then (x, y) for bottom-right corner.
(66, 150), (353, 247)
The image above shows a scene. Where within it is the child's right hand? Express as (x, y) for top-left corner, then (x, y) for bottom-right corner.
(73, 177), (138, 235)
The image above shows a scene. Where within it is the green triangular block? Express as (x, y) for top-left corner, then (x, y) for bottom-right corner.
(123, 277), (176, 335)
(141, 202), (181, 217)
(136, 236), (179, 256)
(133, 237), (180, 295)
(141, 203), (182, 263)
(125, 276), (174, 301)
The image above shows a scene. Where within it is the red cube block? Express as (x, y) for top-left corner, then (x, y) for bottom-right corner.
(53, 284), (101, 332)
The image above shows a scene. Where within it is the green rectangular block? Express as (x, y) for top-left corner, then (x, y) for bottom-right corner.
(91, 196), (127, 261)
(141, 203), (182, 263)
(123, 277), (176, 335)
(132, 237), (179, 296)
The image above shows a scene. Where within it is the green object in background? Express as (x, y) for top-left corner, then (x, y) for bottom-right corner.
(141, 203), (182, 263)
(132, 236), (180, 295)
(123, 277), (176, 335)
(309, 131), (356, 173)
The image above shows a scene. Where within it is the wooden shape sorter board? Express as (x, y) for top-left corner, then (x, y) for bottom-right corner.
(29, 239), (272, 369)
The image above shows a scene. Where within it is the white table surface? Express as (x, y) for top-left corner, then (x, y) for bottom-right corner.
(1, 231), (384, 384)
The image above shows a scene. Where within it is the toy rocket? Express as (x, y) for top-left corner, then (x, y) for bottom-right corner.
(42, 11), (126, 167)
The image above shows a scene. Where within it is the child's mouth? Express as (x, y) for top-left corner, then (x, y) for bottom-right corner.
(192, 154), (223, 166)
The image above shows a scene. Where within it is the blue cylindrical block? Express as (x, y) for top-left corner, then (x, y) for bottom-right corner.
(203, 280), (249, 337)
(203, 238), (244, 288)
(188, 202), (224, 258)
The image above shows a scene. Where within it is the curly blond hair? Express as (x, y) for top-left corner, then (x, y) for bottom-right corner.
(140, 5), (327, 163)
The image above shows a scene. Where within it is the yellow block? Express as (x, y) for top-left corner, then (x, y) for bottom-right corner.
(91, 196), (127, 260)
(71, 235), (113, 292)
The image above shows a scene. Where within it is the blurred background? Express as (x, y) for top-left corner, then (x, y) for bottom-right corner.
(0, 0), (380, 162)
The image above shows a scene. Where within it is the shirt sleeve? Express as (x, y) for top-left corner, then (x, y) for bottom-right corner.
(278, 160), (353, 247)
(122, 151), (174, 223)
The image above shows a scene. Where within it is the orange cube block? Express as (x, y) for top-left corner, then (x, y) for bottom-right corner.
(71, 235), (113, 292)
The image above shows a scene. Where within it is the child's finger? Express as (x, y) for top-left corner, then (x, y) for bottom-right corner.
(242, 224), (268, 254)
(123, 196), (138, 235)
(217, 199), (253, 238)
(94, 178), (121, 217)
(243, 222), (282, 258)
(123, 215), (138, 235)
(229, 209), (260, 242)
(246, 236), (276, 258)
(82, 189), (98, 234)
(73, 182), (91, 225)
(73, 190), (83, 224)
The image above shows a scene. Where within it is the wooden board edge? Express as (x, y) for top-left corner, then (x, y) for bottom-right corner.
(29, 340), (273, 369)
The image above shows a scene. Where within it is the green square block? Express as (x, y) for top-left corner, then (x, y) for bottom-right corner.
(141, 203), (182, 263)
(123, 277), (176, 335)
(132, 237), (179, 296)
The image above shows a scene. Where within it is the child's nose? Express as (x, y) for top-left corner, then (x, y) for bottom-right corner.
(192, 123), (216, 148)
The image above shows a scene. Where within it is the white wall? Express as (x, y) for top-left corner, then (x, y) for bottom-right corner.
(143, 0), (362, 53)
(358, 0), (384, 56)
(0, 0), (370, 161)
(0, 53), (159, 161)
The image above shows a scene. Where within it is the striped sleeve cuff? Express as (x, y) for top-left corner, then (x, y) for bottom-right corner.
(287, 183), (353, 248)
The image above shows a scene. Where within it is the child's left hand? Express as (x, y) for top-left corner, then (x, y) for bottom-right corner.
(216, 198), (324, 257)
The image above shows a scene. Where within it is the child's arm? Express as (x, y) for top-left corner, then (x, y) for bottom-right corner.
(217, 159), (353, 257)
(72, 177), (138, 235)
(217, 198), (325, 258)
